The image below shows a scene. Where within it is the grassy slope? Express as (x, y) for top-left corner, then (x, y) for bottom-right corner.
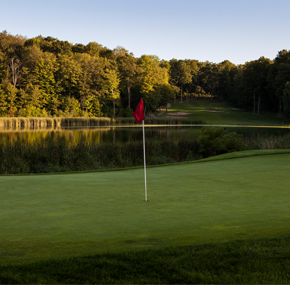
(1, 151), (290, 267)
(161, 100), (289, 125)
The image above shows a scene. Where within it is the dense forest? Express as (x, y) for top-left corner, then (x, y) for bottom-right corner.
(0, 30), (290, 118)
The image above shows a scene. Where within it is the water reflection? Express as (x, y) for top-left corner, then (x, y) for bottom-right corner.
(0, 126), (289, 145)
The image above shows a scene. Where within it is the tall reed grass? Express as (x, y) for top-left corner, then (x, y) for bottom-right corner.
(0, 117), (205, 129)
(0, 138), (200, 174)
(1, 128), (290, 174)
(0, 117), (112, 128)
(244, 132), (290, 150)
(59, 117), (112, 127)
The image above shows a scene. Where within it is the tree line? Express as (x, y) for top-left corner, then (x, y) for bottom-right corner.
(1, 30), (290, 118)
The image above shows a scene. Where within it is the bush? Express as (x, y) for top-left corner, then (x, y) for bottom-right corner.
(123, 106), (134, 117)
(198, 127), (247, 158)
(17, 106), (48, 117)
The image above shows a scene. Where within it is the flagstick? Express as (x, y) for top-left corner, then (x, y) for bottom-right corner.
(142, 120), (147, 202)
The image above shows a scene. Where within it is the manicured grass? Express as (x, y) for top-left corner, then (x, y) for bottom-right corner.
(1, 151), (290, 268)
(161, 100), (289, 125)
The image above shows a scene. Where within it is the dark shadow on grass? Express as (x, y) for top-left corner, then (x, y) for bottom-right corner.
(1, 235), (290, 284)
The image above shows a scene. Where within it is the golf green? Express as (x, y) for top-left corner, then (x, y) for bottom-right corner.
(1, 152), (290, 264)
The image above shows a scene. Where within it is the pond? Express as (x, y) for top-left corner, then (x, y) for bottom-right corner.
(1, 125), (290, 145)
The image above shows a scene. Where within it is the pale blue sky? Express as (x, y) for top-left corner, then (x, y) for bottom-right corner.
(1, 0), (290, 64)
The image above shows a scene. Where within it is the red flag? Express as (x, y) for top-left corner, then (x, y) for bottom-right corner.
(133, 99), (145, 123)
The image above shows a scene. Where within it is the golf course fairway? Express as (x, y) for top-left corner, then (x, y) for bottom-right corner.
(1, 151), (290, 265)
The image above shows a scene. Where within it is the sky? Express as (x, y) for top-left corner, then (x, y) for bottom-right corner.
(1, 0), (290, 65)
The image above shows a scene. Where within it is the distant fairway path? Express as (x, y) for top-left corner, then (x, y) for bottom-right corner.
(161, 100), (289, 125)
(1, 151), (290, 264)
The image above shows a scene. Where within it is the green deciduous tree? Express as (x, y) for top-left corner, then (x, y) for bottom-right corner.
(32, 54), (59, 113)
(56, 53), (82, 101)
(199, 62), (220, 102)
(84, 42), (102, 57)
(117, 52), (138, 108)
(158, 84), (175, 111)
(40, 36), (73, 55)
(283, 81), (290, 118)
(242, 57), (272, 115)
(0, 83), (17, 116)
(267, 50), (290, 116)
(218, 60), (237, 101)
(169, 59), (191, 102)
(137, 55), (169, 111)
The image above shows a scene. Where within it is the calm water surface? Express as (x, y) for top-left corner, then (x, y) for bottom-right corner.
(0, 126), (289, 145)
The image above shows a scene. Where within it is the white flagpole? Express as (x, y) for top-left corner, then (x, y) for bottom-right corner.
(142, 120), (147, 202)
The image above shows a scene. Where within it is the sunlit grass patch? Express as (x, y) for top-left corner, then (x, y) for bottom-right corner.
(163, 100), (289, 125)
